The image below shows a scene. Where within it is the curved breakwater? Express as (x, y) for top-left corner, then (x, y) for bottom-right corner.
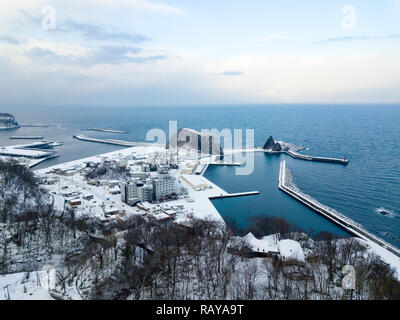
(285, 150), (349, 165)
(279, 160), (400, 258)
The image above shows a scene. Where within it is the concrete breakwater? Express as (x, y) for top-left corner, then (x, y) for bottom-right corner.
(209, 191), (260, 200)
(82, 128), (128, 134)
(209, 161), (242, 166)
(279, 160), (400, 258)
(285, 150), (349, 165)
(262, 136), (348, 165)
(73, 135), (161, 147)
(10, 136), (44, 140)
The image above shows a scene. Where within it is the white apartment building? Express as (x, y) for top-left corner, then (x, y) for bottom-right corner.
(120, 180), (153, 205)
(152, 175), (176, 200)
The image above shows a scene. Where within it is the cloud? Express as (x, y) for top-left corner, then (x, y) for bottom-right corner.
(26, 45), (167, 66)
(59, 20), (150, 43)
(216, 71), (244, 76)
(80, 0), (185, 15)
(0, 35), (19, 45)
(253, 32), (289, 42)
(315, 34), (400, 44)
(18, 9), (150, 44)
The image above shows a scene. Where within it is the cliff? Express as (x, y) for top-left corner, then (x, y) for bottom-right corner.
(169, 128), (224, 156)
(0, 113), (20, 130)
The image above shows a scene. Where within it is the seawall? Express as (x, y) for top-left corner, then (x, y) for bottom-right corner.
(279, 160), (400, 258)
(209, 191), (260, 200)
(285, 150), (349, 165)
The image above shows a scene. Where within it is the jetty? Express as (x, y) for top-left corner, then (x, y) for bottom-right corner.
(19, 124), (50, 128)
(10, 136), (44, 140)
(9, 141), (55, 149)
(73, 135), (161, 147)
(74, 135), (138, 147)
(285, 150), (349, 165)
(208, 161), (242, 166)
(209, 191), (260, 200)
(261, 136), (348, 165)
(82, 128), (128, 134)
(0, 141), (59, 168)
(278, 160), (400, 258)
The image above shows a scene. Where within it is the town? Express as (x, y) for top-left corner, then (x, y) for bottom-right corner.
(37, 143), (227, 231)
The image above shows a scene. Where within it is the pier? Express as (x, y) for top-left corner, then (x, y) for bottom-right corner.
(15, 141), (55, 149)
(82, 128), (128, 134)
(73, 135), (159, 147)
(209, 191), (260, 200)
(10, 136), (44, 140)
(208, 161), (242, 166)
(285, 150), (349, 165)
(278, 160), (400, 258)
(19, 124), (50, 128)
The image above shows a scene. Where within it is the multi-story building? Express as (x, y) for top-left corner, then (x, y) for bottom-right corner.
(152, 175), (176, 201)
(120, 180), (153, 205)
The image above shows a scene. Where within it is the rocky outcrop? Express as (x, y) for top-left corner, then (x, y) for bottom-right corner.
(0, 113), (19, 130)
(169, 128), (224, 156)
(263, 136), (282, 151)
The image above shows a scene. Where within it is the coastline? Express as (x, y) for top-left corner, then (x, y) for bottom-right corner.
(279, 159), (400, 277)
(33, 145), (400, 277)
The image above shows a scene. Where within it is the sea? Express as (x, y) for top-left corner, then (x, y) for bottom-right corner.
(1, 104), (399, 245)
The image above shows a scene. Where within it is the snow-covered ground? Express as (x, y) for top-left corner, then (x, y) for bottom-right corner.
(35, 145), (231, 226)
(33, 145), (400, 280)
(0, 271), (54, 300)
(280, 160), (400, 278)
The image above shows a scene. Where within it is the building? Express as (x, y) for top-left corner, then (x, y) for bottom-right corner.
(152, 175), (176, 200)
(83, 193), (94, 200)
(157, 163), (169, 174)
(141, 164), (150, 172)
(108, 180), (120, 187)
(120, 180), (153, 205)
(109, 186), (121, 195)
(130, 172), (148, 181)
(278, 239), (305, 266)
(67, 198), (82, 207)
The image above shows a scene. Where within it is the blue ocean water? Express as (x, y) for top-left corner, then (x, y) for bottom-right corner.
(1, 104), (400, 245)
(204, 152), (351, 238)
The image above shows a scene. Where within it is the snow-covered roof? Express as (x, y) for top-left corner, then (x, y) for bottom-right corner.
(278, 239), (305, 263)
(52, 194), (65, 212)
(244, 233), (280, 254)
(139, 201), (152, 210)
(153, 212), (170, 220)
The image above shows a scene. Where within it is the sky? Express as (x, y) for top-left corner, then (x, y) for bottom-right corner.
(0, 0), (400, 106)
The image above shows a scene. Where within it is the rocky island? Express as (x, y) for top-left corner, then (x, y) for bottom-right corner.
(263, 136), (284, 151)
(0, 113), (20, 130)
(262, 136), (302, 152)
(169, 128), (224, 156)
(263, 136), (348, 164)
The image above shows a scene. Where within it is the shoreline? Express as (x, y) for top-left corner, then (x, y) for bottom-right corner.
(33, 145), (400, 276)
(278, 159), (400, 276)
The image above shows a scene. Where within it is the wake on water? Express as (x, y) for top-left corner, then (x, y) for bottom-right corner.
(376, 207), (398, 218)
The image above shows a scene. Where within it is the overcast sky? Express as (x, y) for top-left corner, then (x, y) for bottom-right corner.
(1, 0), (400, 106)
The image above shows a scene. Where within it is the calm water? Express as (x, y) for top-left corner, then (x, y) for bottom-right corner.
(2, 105), (400, 245)
(204, 152), (350, 238)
